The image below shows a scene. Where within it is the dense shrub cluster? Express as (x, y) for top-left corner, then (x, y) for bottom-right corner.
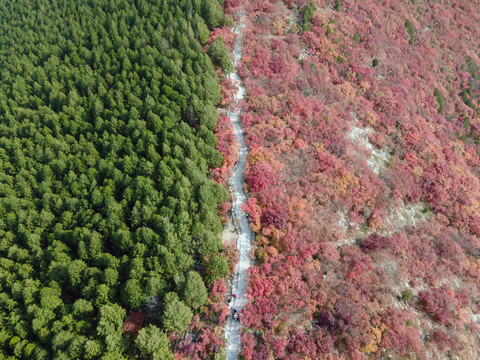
(0, 0), (232, 359)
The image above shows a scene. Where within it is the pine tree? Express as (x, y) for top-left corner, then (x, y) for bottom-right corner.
(160, 292), (193, 333)
(181, 271), (208, 308)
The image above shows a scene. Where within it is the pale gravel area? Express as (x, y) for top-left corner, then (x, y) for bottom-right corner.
(338, 112), (430, 245)
(222, 220), (237, 245)
(335, 202), (430, 247)
(223, 7), (254, 360)
(347, 112), (391, 174)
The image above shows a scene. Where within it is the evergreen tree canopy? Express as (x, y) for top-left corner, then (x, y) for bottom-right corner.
(0, 0), (230, 358)
(181, 270), (208, 309)
(161, 292), (193, 334)
(135, 325), (174, 360)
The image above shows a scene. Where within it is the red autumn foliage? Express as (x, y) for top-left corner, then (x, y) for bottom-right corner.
(122, 311), (145, 339)
(380, 308), (422, 356)
(432, 330), (456, 352)
(212, 115), (238, 188)
(261, 206), (289, 229)
(245, 161), (276, 192)
(418, 288), (455, 325)
(208, 27), (237, 51)
(220, 0), (480, 358)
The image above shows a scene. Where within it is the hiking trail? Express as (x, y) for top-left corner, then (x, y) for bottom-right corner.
(223, 7), (253, 360)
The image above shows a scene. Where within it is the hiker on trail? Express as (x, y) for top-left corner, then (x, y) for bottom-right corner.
(233, 313), (239, 321)
(233, 309), (238, 314)
(232, 294), (236, 298)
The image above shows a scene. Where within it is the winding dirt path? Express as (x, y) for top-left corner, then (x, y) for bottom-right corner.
(223, 8), (253, 360)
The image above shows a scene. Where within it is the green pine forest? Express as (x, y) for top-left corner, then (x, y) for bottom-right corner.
(0, 0), (232, 358)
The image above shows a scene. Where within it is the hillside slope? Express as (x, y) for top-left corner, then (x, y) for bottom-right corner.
(232, 0), (480, 359)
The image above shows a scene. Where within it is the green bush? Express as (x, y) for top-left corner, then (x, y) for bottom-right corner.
(208, 37), (234, 74)
(402, 289), (413, 302)
(326, 25), (333, 36)
(335, 0), (341, 12)
(136, 325), (174, 360)
(302, 1), (316, 26)
(405, 19), (416, 44)
(161, 293), (193, 334)
(434, 88), (445, 114)
(181, 271), (208, 309)
(206, 255), (229, 281)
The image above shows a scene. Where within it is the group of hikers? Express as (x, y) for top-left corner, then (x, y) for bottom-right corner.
(230, 294), (243, 322)
(232, 308), (243, 322)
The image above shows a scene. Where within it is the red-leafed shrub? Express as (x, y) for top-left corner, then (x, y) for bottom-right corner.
(224, 0), (242, 8)
(432, 330), (456, 351)
(271, 337), (287, 358)
(122, 311), (145, 339)
(381, 308), (422, 356)
(312, 327), (335, 355)
(317, 308), (337, 331)
(262, 206), (289, 229)
(241, 332), (257, 360)
(286, 329), (318, 358)
(245, 161), (276, 192)
(455, 287), (471, 308)
(418, 288), (455, 325)
(361, 234), (391, 252)
(208, 27), (237, 50)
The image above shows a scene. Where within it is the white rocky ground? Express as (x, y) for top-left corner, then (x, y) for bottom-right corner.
(337, 113), (430, 246)
(347, 112), (391, 174)
(336, 202), (430, 247)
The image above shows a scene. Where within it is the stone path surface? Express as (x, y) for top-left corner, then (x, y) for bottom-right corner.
(223, 7), (253, 360)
